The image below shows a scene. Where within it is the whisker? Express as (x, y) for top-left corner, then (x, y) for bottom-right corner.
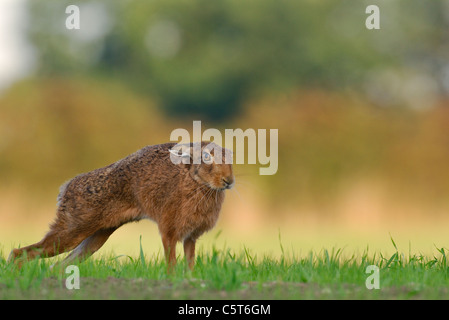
(230, 186), (243, 201)
(197, 186), (214, 210)
(207, 188), (216, 205)
(234, 173), (250, 177)
(194, 184), (207, 198)
(234, 181), (252, 187)
(232, 176), (251, 186)
(206, 188), (215, 203)
(194, 184), (210, 211)
(234, 179), (265, 194)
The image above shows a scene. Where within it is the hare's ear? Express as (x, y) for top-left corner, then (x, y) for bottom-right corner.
(169, 147), (192, 165)
(169, 149), (190, 157)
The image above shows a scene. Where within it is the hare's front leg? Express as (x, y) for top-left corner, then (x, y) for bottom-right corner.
(161, 233), (177, 273)
(183, 237), (196, 270)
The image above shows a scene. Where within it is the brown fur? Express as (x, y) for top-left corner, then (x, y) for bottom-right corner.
(8, 142), (234, 271)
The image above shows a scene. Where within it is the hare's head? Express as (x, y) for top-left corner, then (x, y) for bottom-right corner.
(169, 142), (235, 190)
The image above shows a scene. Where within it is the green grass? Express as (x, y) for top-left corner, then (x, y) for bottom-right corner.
(1, 238), (449, 299)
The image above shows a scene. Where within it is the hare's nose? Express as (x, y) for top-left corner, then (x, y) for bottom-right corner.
(222, 177), (235, 189)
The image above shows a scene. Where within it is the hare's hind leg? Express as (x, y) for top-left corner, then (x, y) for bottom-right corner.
(7, 229), (84, 266)
(58, 227), (116, 267)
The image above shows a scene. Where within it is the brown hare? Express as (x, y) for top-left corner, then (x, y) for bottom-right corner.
(8, 141), (234, 271)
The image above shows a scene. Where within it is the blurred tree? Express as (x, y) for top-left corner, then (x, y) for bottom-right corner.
(27, 0), (449, 120)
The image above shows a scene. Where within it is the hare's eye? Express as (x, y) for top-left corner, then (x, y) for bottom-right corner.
(202, 152), (212, 163)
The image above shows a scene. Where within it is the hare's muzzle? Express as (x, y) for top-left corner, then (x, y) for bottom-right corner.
(222, 177), (235, 189)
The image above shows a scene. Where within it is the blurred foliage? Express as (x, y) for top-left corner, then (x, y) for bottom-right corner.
(1, 78), (449, 209)
(0, 78), (167, 192)
(2, 0), (449, 213)
(27, 0), (449, 120)
(241, 92), (449, 206)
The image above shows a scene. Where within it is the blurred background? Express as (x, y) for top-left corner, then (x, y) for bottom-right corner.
(1, 0), (449, 259)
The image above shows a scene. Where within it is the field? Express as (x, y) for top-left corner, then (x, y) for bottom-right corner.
(2, 236), (449, 300)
